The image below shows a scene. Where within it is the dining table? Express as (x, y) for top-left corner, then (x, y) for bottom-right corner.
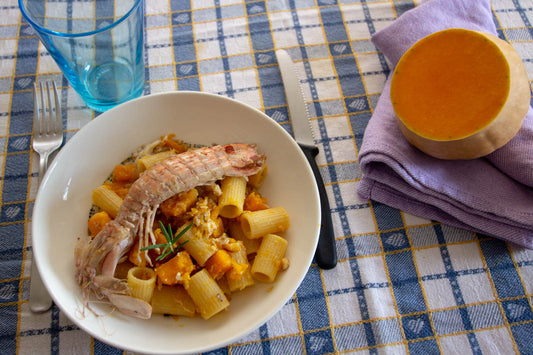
(2, 0), (533, 353)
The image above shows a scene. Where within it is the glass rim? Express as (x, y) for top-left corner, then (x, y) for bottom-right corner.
(18, 0), (143, 38)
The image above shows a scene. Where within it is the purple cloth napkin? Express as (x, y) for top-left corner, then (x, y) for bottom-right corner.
(357, 0), (533, 248)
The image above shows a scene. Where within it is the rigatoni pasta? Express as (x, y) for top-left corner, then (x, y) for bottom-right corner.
(247, 164), (268, 189)
(137, 150), (176, 172)
(226, 244), (254, 292)
(187, 269), (230, 320)
(179, 225), (218, 266)
(240, 206), (290, 239)
(87, 135), (291, 321)
(251, 234), (288, 283)
(218, 176), (247, 218)
(151, 285), (196, 317)
(91, 185), (123, 218)
(127, 267), (156, 303)
(227, 221), (261, 255)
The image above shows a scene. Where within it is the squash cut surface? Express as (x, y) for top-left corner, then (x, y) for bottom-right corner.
(390, 28), (530, 159)
(391, 29), (510, 140)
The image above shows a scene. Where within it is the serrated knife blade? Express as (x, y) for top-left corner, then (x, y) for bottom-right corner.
(275, 49), (337, 270)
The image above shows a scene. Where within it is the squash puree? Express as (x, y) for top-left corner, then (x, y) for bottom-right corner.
(391, 29), (510, 141)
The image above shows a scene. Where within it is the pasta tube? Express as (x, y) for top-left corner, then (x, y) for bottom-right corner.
(160, 189), (198, 217)
(151, 285), (196, 317)
(91, 185), (123, 218)
(180, 226), (217, 266)
(227, 221), (260, 255)
(251, 234), (288, 283)
(127, 267), (156, 303)
(186, 269), (230, 320)
(216, 277), (231, 299)
(137, 150), (176, 172)
(227, 245), (254, 292)
(240, 207), (290, 239)
(247, 164), (268, 189)
(218, 176), (247, 218)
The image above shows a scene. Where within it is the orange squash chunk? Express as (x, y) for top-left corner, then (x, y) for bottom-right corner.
(112, 163), (139, 183)
(87, 211), (111, 236)
(204, 250), (233, 280)
(391, 29), (530, 159)
(155, 251), (195, 287)
(243, 191), (269, 211)
(160, 189), (198, 217)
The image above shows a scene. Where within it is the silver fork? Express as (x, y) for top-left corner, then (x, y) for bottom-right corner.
(29, 81), (63, 313)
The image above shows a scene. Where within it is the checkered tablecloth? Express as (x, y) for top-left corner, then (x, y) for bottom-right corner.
(3, 0), (533, 353)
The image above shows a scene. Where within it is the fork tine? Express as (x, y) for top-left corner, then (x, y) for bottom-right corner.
(52, 81), (62, 134)
(46, 82), (54, 134)
(39, 82), (46, 134)
(32, 82), (40, 135)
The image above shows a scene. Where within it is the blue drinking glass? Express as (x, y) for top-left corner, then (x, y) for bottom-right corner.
(19, 0), (145, 112)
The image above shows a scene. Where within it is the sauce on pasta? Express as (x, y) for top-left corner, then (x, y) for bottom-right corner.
(87, 135), (290, 320)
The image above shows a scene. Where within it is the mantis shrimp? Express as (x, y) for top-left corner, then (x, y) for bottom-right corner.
(74, 143), (265, 319)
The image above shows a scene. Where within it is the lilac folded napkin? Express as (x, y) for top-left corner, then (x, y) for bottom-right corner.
(357, 0), (533, 248)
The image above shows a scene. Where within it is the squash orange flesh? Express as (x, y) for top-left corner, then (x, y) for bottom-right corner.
(391, 29), (510, 141)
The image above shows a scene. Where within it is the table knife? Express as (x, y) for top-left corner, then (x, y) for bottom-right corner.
(275, 49), (337, 269)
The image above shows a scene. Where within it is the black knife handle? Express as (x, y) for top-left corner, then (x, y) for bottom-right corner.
(298, 143), (337, 269)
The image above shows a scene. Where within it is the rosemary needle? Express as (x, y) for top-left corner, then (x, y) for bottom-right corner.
(140, 221), (192, 261)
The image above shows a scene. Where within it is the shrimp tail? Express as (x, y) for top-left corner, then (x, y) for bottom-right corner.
(108, 294), (152, 320)
(93, 275), (152, 319)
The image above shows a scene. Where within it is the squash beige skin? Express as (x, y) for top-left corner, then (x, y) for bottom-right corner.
(394, 30), (531, 160)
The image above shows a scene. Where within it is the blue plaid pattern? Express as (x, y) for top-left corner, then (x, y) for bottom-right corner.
(2, 0), (533, 353)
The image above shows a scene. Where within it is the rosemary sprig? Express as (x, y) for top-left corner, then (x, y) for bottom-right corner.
(140, 221), (192, 261)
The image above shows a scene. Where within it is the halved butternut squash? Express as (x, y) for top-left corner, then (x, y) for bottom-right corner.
(390, 28), (530, 159)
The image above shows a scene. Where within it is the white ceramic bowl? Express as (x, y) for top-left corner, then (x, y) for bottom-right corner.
(32, 91), (320, 354)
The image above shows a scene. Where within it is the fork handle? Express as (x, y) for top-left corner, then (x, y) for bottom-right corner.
(38, 153), (49, 186)
(29, 152), (53, 313)
(29, 258), (53, 312)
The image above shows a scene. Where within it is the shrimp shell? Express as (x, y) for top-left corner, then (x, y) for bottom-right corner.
(75, 143), (265, 318)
